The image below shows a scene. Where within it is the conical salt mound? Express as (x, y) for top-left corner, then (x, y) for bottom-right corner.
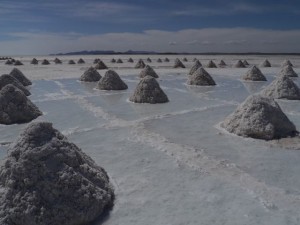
(221, 95), (298, 140)
(130, 76), (169, 104)
(97, 70), (128, 90)
(135, 59), (146, 68)
(193, 58), (198, 62)
(146, 58), (152, 62)
(0, 74), (31, 96)
(188, 60), (202, 75)
(14, 60), (23, 66)
(128, 58), (134, 63)
(234, 60), (246, 68)
(30, 58), (38, 65)
(0, 122), (114, 224)
(260, 75), (300, 100)
(243, 60), (249, 66)
(68, 60), (76, 64)
(207, 60), (217, 68)
(5, 60), (12, 65)
(157, 58), (162, 63)
(0, 85), (42, 124)
(54, 58), (62, 64)
(183, 57), (188, 62)
(11, 59), (16, 63)
(116, 59), (123, 63)
(9, 68), (32, 86)
(80, 67), (102, 82)
(77, 58), (85, 64)
(41, 59), (50, 65)
(93, 58), (100, 64)
(111, 58), (116, 63)
(139, 65), (159, 78)
(282, 59), (293, 67)
(173, 58), (185, 68)
(243, 66), (267, 81)
(164, 58), (170, 62)
(187, 67), (216, 86)
(94, 60), (108, 70)
(278, 65), (298, 77)
(260, 59), (271, 67)
(218, 60), (226, 67)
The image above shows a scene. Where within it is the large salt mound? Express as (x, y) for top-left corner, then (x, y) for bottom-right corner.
(9, 68), (32, 86)
(0, 122), (114, 225)
(188, 60), (202, 75)
(139, 65), (159, 78)
(260, 59), (271, 67)
(279, 65), (298, 77)
(130, 76), (169, 104)
(135, 59), (146, 69)
(173, 58), (185, 68)
(80, 67), (102, 82)
(206, 60), (217, 68)
(242, 66), (267, 81)
(234, 60), (246, 68)
(260, 75), (300, 100)
(97, 70), (128, 90)
(94, 61), (108, 70)
(221, 95), (298, 140)
(0, 85), (41, 125)
(282, 59), (293, 67)
(187, 67), (216, 86)
(0, 74), (31, 96)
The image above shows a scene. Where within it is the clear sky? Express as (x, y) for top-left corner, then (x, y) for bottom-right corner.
(1, 0), (300, 55)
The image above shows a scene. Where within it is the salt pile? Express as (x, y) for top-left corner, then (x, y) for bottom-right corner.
(146, 58), (152, 62)
(111, 58), (116, 63)
(135, 59), (146, 69)
(279, 65), (298, 77)
(187, 67), (216, 86)
(80, 67), (102, 82)
(218, 60), (226, 67)
(206, 60), (217, 68)
(260, 59), (271, 67)
(139, 65), (159, 78)
(9, 68), (32, 86)
(68, 60), (76, 64)
(183, 57), (188, 62)
(14, 60), (23, 66)
(164, 58), (170, 62)
(41, 59), (50, 65)
(157, 58), (162, 63)
(94, 61), (108, 70)
(243, 60), (249, 66)
(128, 58), (134, 63)
(188, 60), (202, 75)
(282, 59), (293, 67)
(0, 74), (31, 96)
(98, 70), (128, 90)
(116, 59), (123, 63)
(94, 58), (100, 64)
(261, 75), (300, 100)
(221, 95), (298, 140)
(54, 58), (62, 64)
(5, 60), (12, 65)
(0, 122), (114, 224)
(30, 58), (38, 65)
(173, 58), (185, 68)
(77, 58), (85, 64)
(0, 85), (41, 124)
(242, 66), (267, 81)
(130, 75), (169, 104)
(193, 58), (198, 62)
(234, 60), (246, 68)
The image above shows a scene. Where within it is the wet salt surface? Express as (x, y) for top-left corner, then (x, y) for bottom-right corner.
(0, 55), (300, 225)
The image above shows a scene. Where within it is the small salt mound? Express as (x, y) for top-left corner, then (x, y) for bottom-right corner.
(260, 75), (300, 100)
(11, 59), (16, 63)
(68, 60), (76, 64)
(0, 122), (114, 224)
(128, 58), (134, 63)
(242, 66), (267, 81)
(5, 60), (12, 65)
(130, 75), (169, 104)
(54, 58), (62, 64)
(0, 74), (31, 96)
(243, 60), (249, 66)
(278, 65), (298, 77)
(234, 60), (246, 68)
(188, 60), (202, 75)
(116, 59), (123, 63)
(183, 57), (188, 62)
(30, 58), (38, 65)
(173, 58), (185, 68)
(0, 85), (41, 124)
(157, 58), (162, 63)
(282, 59), (293, 67)
(97, 70), (128, 90)
(41, 59), (50, 65)
(146, 58), (152, 62)
(14, 60), (23, 66)
(221, 95), (298, 140)
(218, 60), (226, 67)
(206, 60), (217, 68)
(139, 65), (159, 78)
(77, 58), (85, 64)
(111, 58), (116, 63)
(260, 59), (271, 67)
(193, 58), (198, 62)
(135, 59), (146, 69)
(94, 61), (108, 70)
(93, 58), (100, 64)
(80, 67), (102, 82)
(9, 68), (32, 86)
(187, 67), (216, 86)
(164, 58), (170, 62)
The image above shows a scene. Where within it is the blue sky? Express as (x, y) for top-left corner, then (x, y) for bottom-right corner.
(1, 0), (300, 55)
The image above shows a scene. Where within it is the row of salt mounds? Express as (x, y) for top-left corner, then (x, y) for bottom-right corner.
(173, 58), (185, 68)
(260, 59), (271, 67)
(98, 70), (128, 90)
(0, 84), (42, 125)
(139, 65), (159, 78)
(242, 66), (267, 81)
(94, 60), (108, 70)
(261, 75), (300, 100)
(189, 60), (202, 75)
(80, 67), (102, 82)
(279, 65), (298, 77)
(221, 95), (298, 140)
(0, 122), (114, 225)
(0, 74), (31, 96)
(234, 60), (246, 68)
(9, 68), (32, 86)
(130, 76), (169, 104)
(187, 67), (216, 86)
(135, 59), (146, 68)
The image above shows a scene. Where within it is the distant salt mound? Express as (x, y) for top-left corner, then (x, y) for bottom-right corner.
(14, 60), (23, 66)
(54, 58), (62, 64)
(5, 60), (12, 65)
(243, 66), (267, 81)
(77, 58), (85, 64)
(68, 60), (76, 64)
(193, 58), (198, 62)
(0, 85), (41, 124)
(173, 58), (185, 68)
(261, 75), (300, 100)
(98, 70), (128, 90)
(41, 59), (50, 65)
(218, 60), (226, 67)
(282, 59), (293, 67)
(243, 60), (249, 66)
(116, 59), (123, 63)
(187, 67), (216, 86)
(234, 60), (246, 68)
(111, 58), (116, 63)
(206, 60), (217, 68)
(146, 58), (152, 63)
(93, 58), (100, 64)
(183, 57), (188, 62)
(189, 60), (202, 75)
(80, 67), (102, 82)
(94, 60), (108, 70)
(0, 122), (114, 224)
(139, 65), (159, 78)
(221, 95), (298, 140)
(164, 58), (170, 62)
(157, 58), (162, 63)
(260, 59), (271, 67)
(279, 65), (298, 77)
(9, 68), (32, 86)
(11, 59), (16, 63)
(0, 74), (30, 96)
(30, 58), (38, 65)
(130, 76), (169, 104)
(135, 59), (146, 69)
(128, 58), (134, 63)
